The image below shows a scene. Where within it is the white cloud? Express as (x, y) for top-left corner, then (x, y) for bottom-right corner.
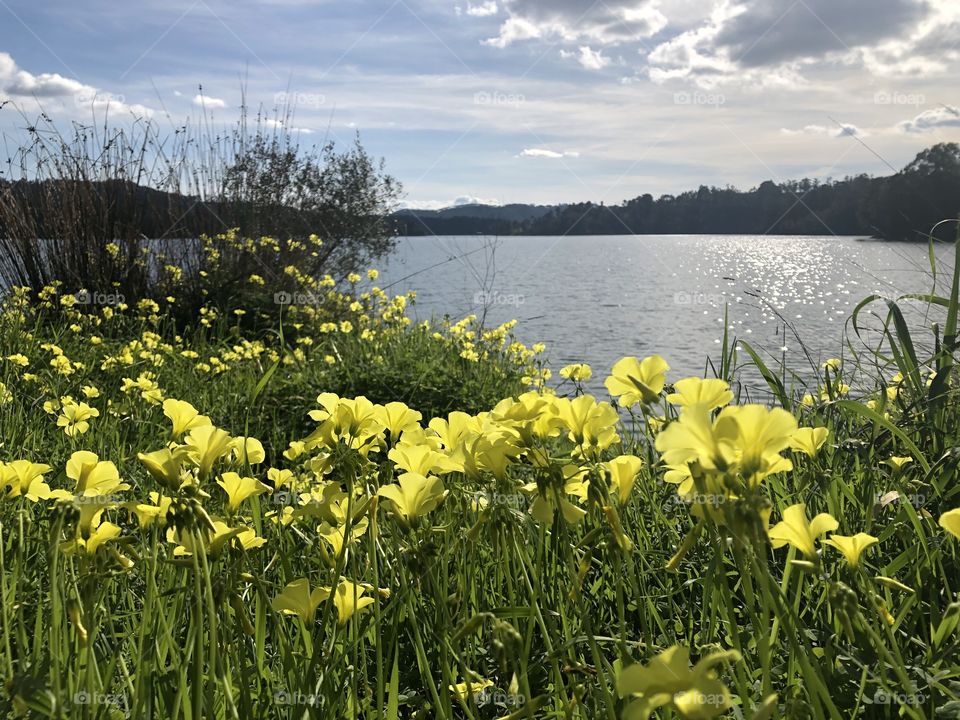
(486, 0), (666, 48)
(453, 194), (501, 205)
(466, 1), (498, 17)
(781, 123), (862, 137)
(646, 0), (943, 87)
(0, 52), (151, 116)
(897, 105), (960, 133)
(400, 195), (501, 210)
(192, 93), (227, 108)
(574, 46), (610, 70)
(520, 148), (580, 158)
(483, 16), (541, 47)
(263, 117), (313, 133)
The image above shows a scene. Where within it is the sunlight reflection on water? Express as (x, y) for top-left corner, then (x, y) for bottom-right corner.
(381, 235), (954, 398)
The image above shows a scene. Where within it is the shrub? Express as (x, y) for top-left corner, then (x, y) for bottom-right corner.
(0, 103), (400, 316)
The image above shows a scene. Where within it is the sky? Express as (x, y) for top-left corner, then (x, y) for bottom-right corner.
(0, 0), (958, 209)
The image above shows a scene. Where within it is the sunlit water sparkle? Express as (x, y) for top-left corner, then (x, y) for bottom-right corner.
(381, 235), (954, 398)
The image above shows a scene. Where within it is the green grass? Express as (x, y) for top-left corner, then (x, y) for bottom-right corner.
(0, 241), (958, 719)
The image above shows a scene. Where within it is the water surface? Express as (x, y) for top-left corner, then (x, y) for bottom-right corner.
(380, 235), (954, 397)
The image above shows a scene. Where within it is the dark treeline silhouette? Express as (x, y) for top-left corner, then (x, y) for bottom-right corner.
(393, 143), (960, 241)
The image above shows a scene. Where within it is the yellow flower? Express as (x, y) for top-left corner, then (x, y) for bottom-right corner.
(81, 385), (100, 399)
(374, 402), (423, 440)
(885, 456), (913, 473)
(559, 363), (593, 382)
(318, 516), (369, 556)
(1, 461), (54, 501)
(230, 436), (266, 465)
(162, 399), (212, 438)
(272, 578), (331, 623)
(525, 465), (589, 525)
(50, 354), (75, 376)
(217, 472), (270, 512)
(553, 395), (620, 456)
(605, 454), (644, 504)
(267, 467), (295, 489)
(666, 377), (733, 410)
(939, 508), (960, 540)
(768, 503), (838, 559)
(57, 401), (100, 437)
(788, 427), (829, 457)
(184, 426), (235, 480)
(461, 432), (521, 479)
(714, 405), (797, 481)
(448, 678), (494, 701)
(605, 355), (670, 406)
(138, 447), (190, 490)
(168, 521), (265, 557)
(388, 443), (458, 476)
(65, 451), (129, 496)
(377, 472), (446, 523)
(617, 645), (740, 719)
(332, 579), (375, 625)
(126, 493), (173, 529)
(824, 533), (879, 567)
(61, 513), (123, 557)
(304, 395), (383, 451)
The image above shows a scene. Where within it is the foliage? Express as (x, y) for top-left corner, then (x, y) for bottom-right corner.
(0, 104), (401, 316)
(0, 242), (959, 719)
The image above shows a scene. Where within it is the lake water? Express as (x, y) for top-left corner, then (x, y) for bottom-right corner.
(379, 235), (956, 398)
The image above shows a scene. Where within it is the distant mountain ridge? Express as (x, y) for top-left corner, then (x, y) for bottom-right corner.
(392, 203), (555, 235)
(391, 143), (960, 242)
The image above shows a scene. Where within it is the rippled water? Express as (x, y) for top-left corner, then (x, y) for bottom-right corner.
(379, 235), (955, 397)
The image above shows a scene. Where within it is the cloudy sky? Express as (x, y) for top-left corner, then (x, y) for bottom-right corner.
(0, 0), (958, 208)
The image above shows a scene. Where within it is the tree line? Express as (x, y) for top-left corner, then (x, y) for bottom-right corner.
(394, 143), (960, 241)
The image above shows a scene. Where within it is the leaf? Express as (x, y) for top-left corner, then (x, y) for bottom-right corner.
(737, 340), (788, 408)
(833, 400), (930, 472)
(387, 646), (400, 720)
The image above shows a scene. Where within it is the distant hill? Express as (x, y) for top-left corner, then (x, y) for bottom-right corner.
(392, 203), (555, 235)
(392, 143), (960, 242)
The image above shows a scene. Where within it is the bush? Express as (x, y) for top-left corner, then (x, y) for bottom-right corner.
(0, 103), (401, 316)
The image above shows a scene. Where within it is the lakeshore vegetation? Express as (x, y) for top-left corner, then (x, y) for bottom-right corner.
(0, 226), (959, 719)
